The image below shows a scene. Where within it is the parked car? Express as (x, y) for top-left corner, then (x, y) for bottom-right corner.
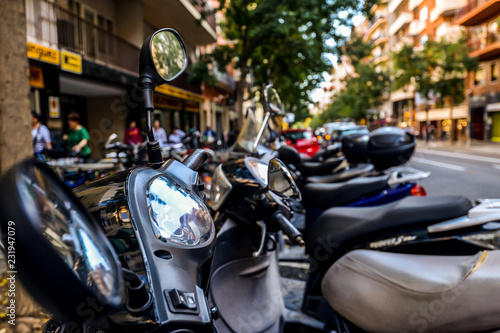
(281, 129), (320, 157)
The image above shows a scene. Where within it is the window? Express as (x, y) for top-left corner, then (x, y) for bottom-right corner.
(475, 66), (485, 86)
(491, 62), (498, 82)
(420, 7), (428, 21)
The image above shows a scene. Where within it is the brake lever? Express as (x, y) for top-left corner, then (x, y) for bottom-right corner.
(253, 221), (267, 257)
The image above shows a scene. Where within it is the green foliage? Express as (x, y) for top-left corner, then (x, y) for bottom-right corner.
(190, 0), (378, 120)
(322, 32), (390, 122)
(392, 38), (478, 104)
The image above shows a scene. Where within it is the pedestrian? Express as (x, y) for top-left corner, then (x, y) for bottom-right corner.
(31, 111), (52, 160)
(153, 119), (168, 148)
(124, 120), (143, 145)
(64, 112), (91, 160)
(203, 125), (215, 145)
(429, 125), (436, 141)
(169, 127), (186, 144)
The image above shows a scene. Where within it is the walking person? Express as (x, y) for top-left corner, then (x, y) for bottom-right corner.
(31, 111), (52, 161)
(63, 112), (91, 160)
(203, 125), (215, 146)
(152, 119), (168, 148)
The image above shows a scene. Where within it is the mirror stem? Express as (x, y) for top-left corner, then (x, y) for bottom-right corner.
(139, 80), (163, 168)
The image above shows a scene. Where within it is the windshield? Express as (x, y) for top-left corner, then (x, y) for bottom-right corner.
(233, 101), (271, 153)
(283, 131), (312, 140)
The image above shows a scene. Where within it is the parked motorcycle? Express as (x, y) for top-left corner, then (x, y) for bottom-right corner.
(0, 28), (222, 333)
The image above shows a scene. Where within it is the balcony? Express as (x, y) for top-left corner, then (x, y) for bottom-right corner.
(214, 66), (236, 91)
(389, 0), (405, 13)
(390, 12), (413, 35)
(430, 0), (467, 22)
(469, 32), (500, 60)
(366, 13), (388, 39)
(142, 0), (217, 46)
(371, 33), (389, 46)
(436, 25), (464, 41)
(409, 0), (424, 11)
(409, 20), (426, 36)
(457, 0), (500, 26)
(26, 0), (140, 74)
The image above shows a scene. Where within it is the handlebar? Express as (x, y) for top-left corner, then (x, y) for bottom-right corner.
(271, 211), (305, 247)
(182, 149), (210, 171)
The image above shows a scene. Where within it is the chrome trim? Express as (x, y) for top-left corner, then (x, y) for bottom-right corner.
(428, 213), (500, 233)
(253, 221), (267, 257)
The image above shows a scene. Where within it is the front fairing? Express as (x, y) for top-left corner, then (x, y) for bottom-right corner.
(74, 167), (215, 331)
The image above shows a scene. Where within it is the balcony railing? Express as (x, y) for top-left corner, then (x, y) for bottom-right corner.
(409, 0), (424, 11)
(468, 31), (500, 52)
(194, 0), (217, 33)
(26, 0), (140, 74)
(409, 19), (426, 36)
(430, 0), (467, 22)
(390, 12), (413, 35)
(457, 0), (497, 23)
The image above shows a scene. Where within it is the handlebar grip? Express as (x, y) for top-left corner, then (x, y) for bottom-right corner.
(272, 212), (305, 247)
(183, 149), (209, 171)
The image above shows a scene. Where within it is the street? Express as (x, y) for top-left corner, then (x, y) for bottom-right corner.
(407, 143), (500, 202)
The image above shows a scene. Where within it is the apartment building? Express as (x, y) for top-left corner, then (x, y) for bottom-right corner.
(364, 0), (392, 122)
(26, 0), (218, 155)
(457, 0), (500, 142)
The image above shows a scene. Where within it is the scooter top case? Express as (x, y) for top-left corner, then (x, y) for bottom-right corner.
(323, 249), (500, 333)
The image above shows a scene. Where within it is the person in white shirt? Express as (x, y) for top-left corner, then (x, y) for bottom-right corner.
(32, 111), (52, 155)
(152, 119), (168, 148)
(169, 128), (186, 144)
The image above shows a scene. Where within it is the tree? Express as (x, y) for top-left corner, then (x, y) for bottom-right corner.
(393, 38), (478, 142)
(191, 0), (377, 124)
(0, 0), (32, 176)
(321, 32), (390, 122)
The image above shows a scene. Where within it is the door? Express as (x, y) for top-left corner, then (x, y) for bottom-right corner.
(471, 108), (485, 141)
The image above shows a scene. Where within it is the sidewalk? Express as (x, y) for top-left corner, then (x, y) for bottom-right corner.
(416, 139), (500, 157)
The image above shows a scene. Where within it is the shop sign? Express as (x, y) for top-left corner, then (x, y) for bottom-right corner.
(27, 42), (60, 65)
(29, 66), (44, 88)
(61, 49), (82, 74)
(156, 84), (204, 103)
(49, 96), (60, 118)
(185, 101), (200, 112)
(154, 95), (182, 110)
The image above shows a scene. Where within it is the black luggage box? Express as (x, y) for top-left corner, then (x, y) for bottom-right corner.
(367, 127), (415, 170)
(341, 132), (370, 165)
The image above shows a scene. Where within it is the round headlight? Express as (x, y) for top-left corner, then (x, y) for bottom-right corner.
(147, 174), (213, 247)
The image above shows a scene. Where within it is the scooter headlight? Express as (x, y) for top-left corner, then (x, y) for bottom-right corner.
(147, 175), (213, 247)
(209, 165), (232, 211)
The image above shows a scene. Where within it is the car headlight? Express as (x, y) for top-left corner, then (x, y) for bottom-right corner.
(209, 165), (232, 211)
(147, 175), (213, 247)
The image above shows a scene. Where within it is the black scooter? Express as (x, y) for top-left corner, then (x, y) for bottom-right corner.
(0, 28), (221, 333)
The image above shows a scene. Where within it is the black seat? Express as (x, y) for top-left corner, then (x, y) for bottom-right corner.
(298, 157), (344, 177)
(307, 163), (374, 184)
(302, 175), (389, 209)
(306, 195), (472, 255)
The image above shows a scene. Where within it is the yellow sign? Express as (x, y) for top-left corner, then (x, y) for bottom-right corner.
(49, 96), (60, 118)
(61, 49), (82, 74)
(29, 66), (44, 88)
(27, 42), (60, 65)
(155, 84), (205, 103)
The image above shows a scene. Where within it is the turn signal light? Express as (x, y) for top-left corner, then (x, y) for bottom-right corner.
(325, 134), (331, 140)
(411, 185), (427, 197)
(317, 135), (322, 140)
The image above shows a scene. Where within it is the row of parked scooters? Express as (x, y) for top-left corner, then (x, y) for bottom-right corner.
(1, 28), (500, 333)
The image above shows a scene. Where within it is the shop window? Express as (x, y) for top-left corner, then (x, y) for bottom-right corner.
(491, 62), (498, 82)
(475, 66), (485, 86)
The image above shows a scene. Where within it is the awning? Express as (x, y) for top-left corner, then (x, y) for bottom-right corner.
(60, 74), (126, 97)
(486, 103), (500, 112)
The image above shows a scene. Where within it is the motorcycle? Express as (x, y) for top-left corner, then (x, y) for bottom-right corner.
(0, 28), (220, 333)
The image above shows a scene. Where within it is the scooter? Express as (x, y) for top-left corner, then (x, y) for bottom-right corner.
(0, 28), (220, 333)
(209, 143), (500, 332)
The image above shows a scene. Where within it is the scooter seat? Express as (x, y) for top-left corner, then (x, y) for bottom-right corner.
(306, 196), (472, 255)
(306, 163), (374, 184)
(302, 175), (389, 209)
(322, 249), (500, 332)
(298, 157), (344, 177)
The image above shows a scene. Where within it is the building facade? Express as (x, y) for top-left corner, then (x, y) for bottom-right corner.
(457, 0), (500, 141)
(26, 0), (217, 156)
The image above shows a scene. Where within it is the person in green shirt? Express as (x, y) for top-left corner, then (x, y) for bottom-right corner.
(63, 112), (91, 159)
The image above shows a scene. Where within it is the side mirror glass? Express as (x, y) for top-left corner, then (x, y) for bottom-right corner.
(0, 159), (123, 322)
(151, 30), (188, 82)
(264, 85), (285, 116)
(267, 158), (301, 200)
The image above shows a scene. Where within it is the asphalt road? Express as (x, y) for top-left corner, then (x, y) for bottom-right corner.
(407, 147), (500, 202)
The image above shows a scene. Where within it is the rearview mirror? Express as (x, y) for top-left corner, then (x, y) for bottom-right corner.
(0, 159), (123, 322)
(264, 85), (285, 116)
(267, 158), (301, 200)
